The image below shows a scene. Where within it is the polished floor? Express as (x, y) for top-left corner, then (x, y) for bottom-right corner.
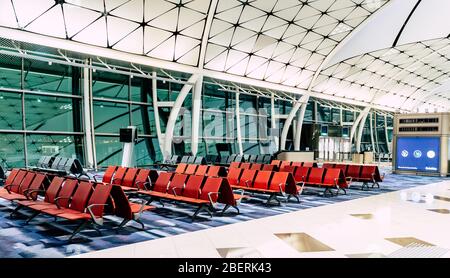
(76, 180), (450, 258)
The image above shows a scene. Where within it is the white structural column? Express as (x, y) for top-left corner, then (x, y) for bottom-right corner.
(191, 75), (203, 155)
(151, 72), (164, 152)
(82, 60), (96, 169)
(270, 93), (279, 151)
(163, 74), (200, 158)
(356, 110), (370, 153)
(369, 112), (376, 152)
(384, 115), (392, 153)
(280, 95), (309, 150)
(294, 96), (310, 150)
(235, 90), (243, 155)
(350, 106), (371, 146)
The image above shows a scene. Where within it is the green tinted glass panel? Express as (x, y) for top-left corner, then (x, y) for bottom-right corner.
(94, 101), (129, 133)
(0, 91), (22, 130)
(26, 134), (83, 166)
(0, 134), (25, 168)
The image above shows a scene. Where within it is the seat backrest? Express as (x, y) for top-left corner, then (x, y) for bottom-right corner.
(307, 168), (325, 184)
(302, 162), (314, 168)
(226, 155), (235, 164)
(51, 157), (62, 169)
(291, 162), (303, 167)
(227, 167), (242, 186)
(294, 167), (310, 182)
(271, 160), (281, 167)
(229, 162), (241, 169)
(64, 158), (75, 173)
(255, 155), (264, 163)
(373, 166), (383, 182)
(184, 164), (198, 175)
(240, 162), (251, 169)
(194, 156), (206, 165)
(250, 163), (262, 170)
(4, 168), (19, 186)
(134, 169), (151, 190)
(253, 171), (272, 190)
(168, 174), (188, 195)
(281, 165), (296, 173)
(280, 161), (291, 170)
(219, 156), (228, 164)
(251, 155), (260, 163)
(36, 157), (46, 168)
(200, 177), (222, 202)
(57, 157), (68, 170)
(11, 170), (27, 189)
(45, 156), (55, 168)
(109, 185), (132, 220)
(56, 179), (78, 208)
(18, 172), (37, 194)
(112, 167), (127, 185)
(26, 173), (46, 198)
(323, 169), (340, 186)
(238, 169), (257, 187)
(44, 176), (64, 203)
(102, 166), (117, 183)
(360, 165), (377, 179)
(122, 168), (138, 187)
(186, 156), (196, 164)
(87, 183), (112, 217)
(322, 163), (335, 169)
(262, 155), (272, 164)
(183, 175), (205, 199)
(334, 164), (348, 175)
(195, 165), (209, 176)
(71, 159), (84, 175)
(180, 156), (189, 163)
(207, 166), (225, 177)
(175, 163), (188, 174)
(153, 172), (173, 193)
(262, 164), (276, 171)
(171, 155), (180, 164)
(69, 181), (93, 212)
(269, 172), (289, 192)
(346, 165), (361, 178)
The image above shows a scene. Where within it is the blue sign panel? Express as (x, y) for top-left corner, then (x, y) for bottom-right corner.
(396, 137), (440, 172)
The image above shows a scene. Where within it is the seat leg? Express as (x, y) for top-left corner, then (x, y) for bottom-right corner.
(25, 211), (40, 224)
(157, 199), (165, 207)
(115, 218), (130, 232)
(192, 204), (206, 221)
(233, 206), (240, 214)
(92, 223), (102, 236)
(221, 204), (230, 215)
(69, 220), (88, 241)
(9, 205), (23, 218)
(145, 197), (153, 205)
(266, 194), (281, 206)
(134, 218), (145, 230)
(288, 194), (300, 203)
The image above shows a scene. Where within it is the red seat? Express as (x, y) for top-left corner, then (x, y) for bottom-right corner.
(175, 163), (188, 174)
(294, 167), (310, 183)
(168, 174), (188, 196)
(253, 171), (273, 190)
(3, 168), (19, 187)
(322, 163), (335, 169)
(184, 164), (198, 175)
(27, 178), (78, 212)
(346, 165), (361, 178)
(227, 168), (242, 186)
(134, 169), (152, 190)
(291, 162), (303, 167)
(195, 165), (209, 176)
(302, 162), (315, 168)
(307, 168), (325, 185)
(271, 160), (281, 167)
(360, 166), (377, 180)
(323, 169), (341, 187)
(281, 165), (296, 173)
(207, 166), (225, 177)
(268, 172), (298, 204)
(121, 168), (139, 189)
(356, 165), (383, 189)
(102, 166), (117, 183)
(262, 164), (276, 171)
(229, 162), (241, 169)
(240, 163), (251, 170)
(334, 164), (348, 175)
(151, 172), (173, 193)
(250, 163), (262, 170)
(238, 169), (257, 187)
(2, 170), (27, 195)
(182, 175), (206, 199)
(0, 171), (36, 201)
(16, 176), (64, 209)
(279, 161), (291, 171)
(111, 167), (127, 185)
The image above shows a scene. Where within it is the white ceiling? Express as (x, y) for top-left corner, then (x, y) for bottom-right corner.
(1, 0), (450, 111)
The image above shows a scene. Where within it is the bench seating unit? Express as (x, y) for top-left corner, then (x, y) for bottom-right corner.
(323, 163), (384, 190)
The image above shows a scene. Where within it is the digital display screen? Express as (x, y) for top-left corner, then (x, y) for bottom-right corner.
(120, 128), (134, 143)
(396, 137), (440, 172)
(320, 125), (328, 136)
(342, 127), (350, 137)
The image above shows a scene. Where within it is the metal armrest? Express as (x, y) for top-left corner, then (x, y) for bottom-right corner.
(207, 191), (220, 205)
(172, 187), (183, 196)
(135, 177), (152, 190)
(346, 177), (353, 184)
(133, 199), (147, 216)
(4, 184), (18, 194)
(54, 197), (72, 209)
(297, 181), (305, 195)
(86, 204), (108, 225)
(244, 180), (252, 188)
(278, 182), (285, 194)
(23, 188), (45, 199)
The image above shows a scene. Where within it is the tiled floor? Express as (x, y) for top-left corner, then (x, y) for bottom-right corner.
(76, 180), (450, 258)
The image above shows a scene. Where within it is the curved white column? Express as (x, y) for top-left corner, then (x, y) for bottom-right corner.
(280, 95), (309, 150)
(350, 106), (371, 145)
(163, 74), (199, 159)
(191, 75), (203, 155)
(235, 91), (243, 155)
(356, 111), (370, 153)
(294, 97), (310, 150)
(151, 72), (164, 152)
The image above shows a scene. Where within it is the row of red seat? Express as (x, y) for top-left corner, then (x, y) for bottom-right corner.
(2, 169), (153, 240)
(99, 166), (159, 191)
(271, 160), (318, 170)
(229, 162), (277, 172)
(322, 163), (384, 189)
(138, 172), (243, 219)
(174, 163), (227, 177)
(278, 166), (351, 196)
(227, 168), (300, 204)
